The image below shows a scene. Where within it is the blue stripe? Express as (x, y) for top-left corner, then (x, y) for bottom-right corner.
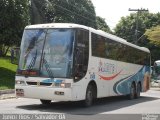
(113, 66), (150, 95)
(42, 79), (63, 83)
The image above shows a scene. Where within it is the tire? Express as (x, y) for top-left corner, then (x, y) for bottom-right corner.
(83, 85), (94, 107)
(40, 99), (51, 105)
(135, 83), (141, 99)
(127, 83), (136, 100)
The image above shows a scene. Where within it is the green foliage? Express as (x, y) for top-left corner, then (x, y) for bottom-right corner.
(30, 0), (50, 24)
(114, 12), (160, 44)
(145, 26), (160, 46)
(145, 43), (160, 64)
(52, 0), (97, 28)
(0, 57), (17, 90)
(0, 0), (108, 57)
(144, 26), (160, 64)
(31, 0), (97, 28)
(0, 0), (30, 56)
(96, 16), (111, 33)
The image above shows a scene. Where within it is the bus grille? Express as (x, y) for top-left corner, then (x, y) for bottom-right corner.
(26, 82), (52, 86)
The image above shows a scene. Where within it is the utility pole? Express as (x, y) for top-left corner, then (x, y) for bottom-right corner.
(128, 8), (148, 44)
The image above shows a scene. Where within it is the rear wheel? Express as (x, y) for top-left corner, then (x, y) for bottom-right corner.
(83, 85), (94, 107)
(128, 83), (136, 100)
(40, 99), (51, 105)
(135, 83), (141, 99)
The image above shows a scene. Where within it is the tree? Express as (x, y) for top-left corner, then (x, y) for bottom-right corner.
(30, 0), (97, 28)
(114, 12), (160, 64)
(114, 12), (160, 44)
(115, 12), (160, 63)
(145, 26), (160, 63)
(30, 0), (54, 24)
(51, 0), (97, 28)
(145, 26), (160, 46)
(96, 16), (111, 33)
(0, 0), (30, 56)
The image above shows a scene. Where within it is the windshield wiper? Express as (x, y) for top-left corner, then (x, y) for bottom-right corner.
(42, 53), (54, 78)
(27, 50), (37, 70)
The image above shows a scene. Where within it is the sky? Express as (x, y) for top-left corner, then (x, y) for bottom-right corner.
(91, 0), (160, 30)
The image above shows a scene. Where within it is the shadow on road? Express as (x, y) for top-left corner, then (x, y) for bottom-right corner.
(17, 95), (159, 115)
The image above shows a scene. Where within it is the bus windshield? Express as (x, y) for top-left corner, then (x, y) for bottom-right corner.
(152, 61), (160, 80)
(18, 28), (75, 78)
(154, 61), (160, 75)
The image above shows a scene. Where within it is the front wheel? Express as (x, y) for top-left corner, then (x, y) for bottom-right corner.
(40, 99), (51, 105)
(83, 85), (94, 107)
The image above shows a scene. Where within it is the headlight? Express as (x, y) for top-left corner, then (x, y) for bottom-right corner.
(60, 83), (71, 88)
(15, 80), (25, 85)
(60, 83), (65, 88)
(53, 80), (71, 88)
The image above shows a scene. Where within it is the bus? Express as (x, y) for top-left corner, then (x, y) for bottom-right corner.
(152, 60), (160, 82)
(15, 23), (151, 107)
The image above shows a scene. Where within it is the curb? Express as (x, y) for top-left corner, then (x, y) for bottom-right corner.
(150, 87), (160, 91)
(0, 94), (16, 100)
(0, 89), (15, 95)
(0, 89), (16, 100)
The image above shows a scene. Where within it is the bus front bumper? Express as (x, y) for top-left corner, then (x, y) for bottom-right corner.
(15, 86), (73, 101)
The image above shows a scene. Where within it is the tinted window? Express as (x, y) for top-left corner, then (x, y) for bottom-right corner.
(92, 33), (150, 66)
(74, 29), (89, 82)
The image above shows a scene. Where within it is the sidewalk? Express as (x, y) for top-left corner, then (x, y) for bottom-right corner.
(0, 89), (16, 100)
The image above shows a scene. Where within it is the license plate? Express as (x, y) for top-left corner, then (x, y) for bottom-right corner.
(16, 89), (24, 97)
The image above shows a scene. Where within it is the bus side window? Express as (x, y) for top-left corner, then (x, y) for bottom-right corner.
(74, 29), (89, 81)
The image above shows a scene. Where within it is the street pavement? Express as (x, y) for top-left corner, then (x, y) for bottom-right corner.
(0, 89), (160, 120)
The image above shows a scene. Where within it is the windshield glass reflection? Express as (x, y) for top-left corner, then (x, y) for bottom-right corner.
(19, 29), (45, 70)
(41, 29), (74, 78)
(18, 29), (75, 78)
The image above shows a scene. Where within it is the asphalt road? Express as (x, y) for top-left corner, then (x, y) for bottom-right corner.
(0, 89), (160, 120)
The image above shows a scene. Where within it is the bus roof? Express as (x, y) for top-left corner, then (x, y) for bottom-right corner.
(25, 23), (90, 30)
(155, 60), (160, 63)
(25, 23), (150, 53)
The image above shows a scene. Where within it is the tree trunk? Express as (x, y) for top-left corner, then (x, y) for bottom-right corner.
(0, 45), (3, 57)
(4, 46), (10, 56)
(0, 44), (10, 57)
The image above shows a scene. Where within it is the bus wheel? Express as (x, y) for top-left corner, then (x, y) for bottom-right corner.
(135, 83), (141, 99)
(40, 99), (51, 105)
(84, 85), (94, 107)
(128, 83), (136, 100)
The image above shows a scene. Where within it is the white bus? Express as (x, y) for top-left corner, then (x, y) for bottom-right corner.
(15, 23), (151, 107)
(152, 60), (160, 81)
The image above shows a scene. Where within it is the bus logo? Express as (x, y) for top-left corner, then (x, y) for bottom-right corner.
(98, 60), (122, 80)
(98, 60), (115, 74)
